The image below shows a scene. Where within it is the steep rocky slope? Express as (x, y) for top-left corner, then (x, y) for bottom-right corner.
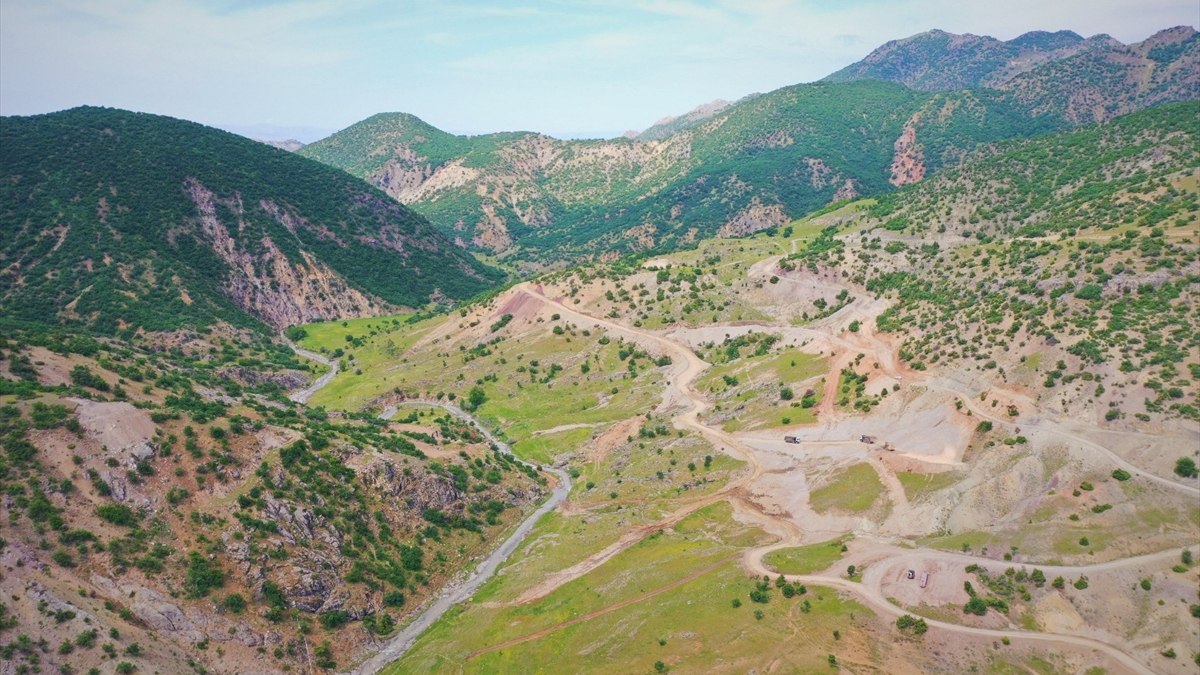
(997, 26), (1200, 123)
(0, 107), (504, 334)
(826, 26), (1200, 124)
(0, 324), (546, 673)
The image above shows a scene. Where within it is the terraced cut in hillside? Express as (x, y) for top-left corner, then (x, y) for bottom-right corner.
(275, 103), (1200, 675)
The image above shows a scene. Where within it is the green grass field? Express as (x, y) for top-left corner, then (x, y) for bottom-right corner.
(896, 471), (962, 501)
(296, 313), (413, 352)
(761, 536), (851, 575)
(699, 350), (826, 432)
(387, 503), (877, 674)
(294, 313), (669, 463)
(810, 463), (884, 514)
(569, 428), (745, 507)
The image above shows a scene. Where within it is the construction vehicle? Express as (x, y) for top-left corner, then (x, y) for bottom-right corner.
(784, 436), (800, 444)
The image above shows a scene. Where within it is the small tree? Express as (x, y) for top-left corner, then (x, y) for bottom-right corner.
(963, 597), (988, 615)
(223, 594), (246, 614)
(1174, 457), (1198, 478)
(467, 386), (487, 410)
(184, 553), (225, 598)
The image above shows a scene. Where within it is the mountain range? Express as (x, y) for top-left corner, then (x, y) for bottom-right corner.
(1, 24), (1198, 675)
(299, 82), (1057, 267)
(297, 26), (1197, 270)
(825, 25), (1199, 123)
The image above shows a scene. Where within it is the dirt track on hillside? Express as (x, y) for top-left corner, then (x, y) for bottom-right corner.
(473, 280), (1188, 673)
(292, 267), (1195, 673)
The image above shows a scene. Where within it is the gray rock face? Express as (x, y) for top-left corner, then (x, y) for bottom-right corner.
(27, 581), (90, 622)
(362, 458), (461, 510)
(90, 575), (268, 646)
(128, 440), (157, 463)
(103, 471), (128, 502)
(262, 498), (323, 544)
(285, 569), (335, 613)
(130, 587), (200, 637)
(217, 366), (309, 390)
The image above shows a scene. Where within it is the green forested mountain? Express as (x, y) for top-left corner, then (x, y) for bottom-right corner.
(0, 107), (504, 334)
(301, 80), (1063, 268)
(999, 26), (1200, 123)
(825, 26), (1199, 124)
(821, 101), (1200, 420)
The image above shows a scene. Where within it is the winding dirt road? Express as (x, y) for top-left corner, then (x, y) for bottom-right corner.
(479, 282), (1186, 673)
(745, 543), (1199, 675)
(286, 264), (1191, 673)
(282, 337), (339, 404)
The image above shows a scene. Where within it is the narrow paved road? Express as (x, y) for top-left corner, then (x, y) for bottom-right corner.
(283, 340), (572, 675)
(282, 337), (339, 404)
(353, 402), (572, 674)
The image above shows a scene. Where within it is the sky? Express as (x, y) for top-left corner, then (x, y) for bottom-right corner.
(1, 1), (1197, 141)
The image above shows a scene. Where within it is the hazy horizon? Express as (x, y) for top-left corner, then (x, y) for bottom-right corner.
(2, 1), (1197, 141)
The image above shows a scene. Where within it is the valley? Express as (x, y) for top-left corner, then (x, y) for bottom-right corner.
(288, 162), (1198, 671)
(0, 20), (1197, 675)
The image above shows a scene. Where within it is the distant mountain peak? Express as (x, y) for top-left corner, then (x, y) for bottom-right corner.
(257, 138), (304, 152)
(823, 26), (1198, 123)
(1008, 29), (1084, 50)
(635, 98), (736, 140)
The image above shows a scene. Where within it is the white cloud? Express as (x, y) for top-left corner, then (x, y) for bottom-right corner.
(2, 0), (1195, 137)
